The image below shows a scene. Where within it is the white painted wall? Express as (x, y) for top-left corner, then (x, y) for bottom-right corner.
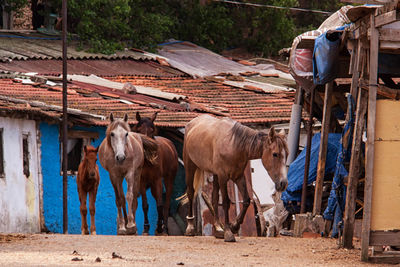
(250, 159), (275, 205)
(0, 117), (40, 233)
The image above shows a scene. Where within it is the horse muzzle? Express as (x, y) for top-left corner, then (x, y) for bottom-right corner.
(115, 154), (126, 164)
(275, 179), (288, 192)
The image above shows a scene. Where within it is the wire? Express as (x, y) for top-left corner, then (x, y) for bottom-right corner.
(213, 0), (333, 16)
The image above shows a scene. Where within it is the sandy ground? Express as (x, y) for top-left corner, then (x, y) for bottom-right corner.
(0, 234), (390, 266)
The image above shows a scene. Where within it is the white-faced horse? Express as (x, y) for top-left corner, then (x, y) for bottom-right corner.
(98, 113), (158, 235)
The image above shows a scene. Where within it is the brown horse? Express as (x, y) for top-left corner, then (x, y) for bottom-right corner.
(183, 114), (288, 242)
(77, 145), (100, 235)
(134, 112), (178, 235)
(98, 113), (158, 235)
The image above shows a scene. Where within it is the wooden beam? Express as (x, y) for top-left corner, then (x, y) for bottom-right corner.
(342, 88), (368, 249)
(361, 14), (379, 262)
(370, 231), (400, 246)
(341, 0), (393, 4)
(300, 87), (315, 214)
(67, 130), (99, 139)
(375, 10), (400, 27)
(313, 82), (333, 216)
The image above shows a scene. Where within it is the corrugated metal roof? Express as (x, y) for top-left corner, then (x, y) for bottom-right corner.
(158, 41), (279, 78)
(0, 33), (156, 62)
(0, 59), (185, 77)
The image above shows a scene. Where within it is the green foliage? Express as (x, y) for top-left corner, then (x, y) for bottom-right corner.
(11, 0), (344, 56)
(2, 0), (28, 12)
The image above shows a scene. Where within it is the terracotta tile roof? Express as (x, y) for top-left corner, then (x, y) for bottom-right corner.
(0, 74), (295, 128)
(108, 76), (295, 125)
(0, 79), (199, 127)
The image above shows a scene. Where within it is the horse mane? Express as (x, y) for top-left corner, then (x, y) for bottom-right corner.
(140, 134), (159, 165)
(230, 122), (289, 157)
(230, 122), (266, 156)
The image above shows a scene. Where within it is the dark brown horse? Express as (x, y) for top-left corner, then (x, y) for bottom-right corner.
(99, 113), (158, 235)
(77, 145), (100, 235)
(183, 114), (288, 242)
(134, 112), (178, 235)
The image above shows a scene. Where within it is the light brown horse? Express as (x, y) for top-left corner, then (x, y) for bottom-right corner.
(134, 112), (178, 235)
(77, 145), (100, 235)
(98, 113), (158, 235)
(183, 114), (288, 242)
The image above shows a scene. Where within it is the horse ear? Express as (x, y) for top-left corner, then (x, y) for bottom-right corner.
(83, 145), (87, 154)
(269, 127), (276, 140)
(94, 146), (99, 153)
(136, 111), (141, 122)
(279, 129), (287, 140)
(151, 112), (158, 122)
(110, 113), (114, 122)
(123, 113), (128, 122)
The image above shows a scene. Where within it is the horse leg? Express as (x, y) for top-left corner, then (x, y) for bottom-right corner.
(219, 178), (235, 242)
(125, 169), (140, 235)
(111, 178), (127, 235)
(163, 174), (174, 235)
(151, 177), (165, 235)
(89, 185), (98, 235)
(184, 160), (196, 236)
(231, 177), (251, 234)
(212, 175), (224, 239)
(140, 182), (150, 236)
(78, 189), (89, 235)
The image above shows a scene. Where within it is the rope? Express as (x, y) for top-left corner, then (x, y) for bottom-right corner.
(213, 0), (333, 15)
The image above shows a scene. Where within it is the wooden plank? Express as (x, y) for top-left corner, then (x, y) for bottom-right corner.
(313, 82), (333, 216)
(67, 130), (99, 139)
(361, 14), (379, 262)
(369, 255), (400, 264)
(375, 100), (400, 140)
(371, 140), (400, 230)
(370, 231), (400, 246)
(341, 0), (393, 4)
(350, 40), (362, 99)
(379, 29), (400, 41)
(375, 10), (400, 27)
(343, 88), (368, 249)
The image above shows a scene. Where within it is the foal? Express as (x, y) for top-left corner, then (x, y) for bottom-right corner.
(77, 145), (100, 235)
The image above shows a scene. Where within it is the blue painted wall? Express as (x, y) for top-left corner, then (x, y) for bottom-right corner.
(40, 122), (158, 235)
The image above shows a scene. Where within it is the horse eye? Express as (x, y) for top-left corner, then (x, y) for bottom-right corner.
(273, 153), (279, 158)
(125, 133), (128, 137)
(110, 132), (114, 137)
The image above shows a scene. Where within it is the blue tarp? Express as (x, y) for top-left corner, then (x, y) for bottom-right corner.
(323, 94), (355, 237)
(282, 133), (343, 205)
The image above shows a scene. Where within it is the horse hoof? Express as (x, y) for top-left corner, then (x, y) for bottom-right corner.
(126, 226), (137, 235)
(142, 232), (149, 236)
(91, 231), (96, 235)
(117, 229), (127, 235)
(224, 230), (236, 242)
(214, 230), (224, 239)
(185, 229), (195, 236)
(156, 231), (168, 236)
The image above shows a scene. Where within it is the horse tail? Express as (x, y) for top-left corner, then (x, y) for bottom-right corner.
(193, 168), (204, 198)
(140, 134), (158, 165)
(176, 168), (204, 206)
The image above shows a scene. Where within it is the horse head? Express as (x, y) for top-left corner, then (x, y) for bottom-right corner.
(83, 145), (99, 178)
(261, 127), (288, 192)
(107, 113), (131, 164)
(134, 111), (158, 138)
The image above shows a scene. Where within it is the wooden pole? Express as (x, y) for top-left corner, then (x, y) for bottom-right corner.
(313, 81), (333, 216)
(343, 88), (368, 249)
(62, 0), (68, 234)
(300, 87), (315, 214)
(361, 14), (379, 262)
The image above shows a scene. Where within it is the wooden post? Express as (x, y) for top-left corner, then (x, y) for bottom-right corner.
(361, 14), (379, 262)
(313, 82), (333, 216)
(300, 87), (315, 214)
(343, 88), (368, 249)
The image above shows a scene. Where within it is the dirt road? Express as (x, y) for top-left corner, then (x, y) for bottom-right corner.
(0, 234), (384, 266)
